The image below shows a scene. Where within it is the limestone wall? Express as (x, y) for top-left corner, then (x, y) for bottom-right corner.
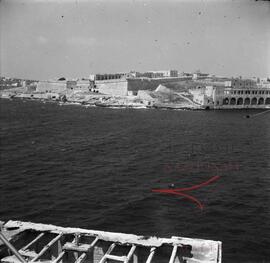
(95, 79), (128, 96)
(36, 81), (67, 93)
(127, 78), (183, 94)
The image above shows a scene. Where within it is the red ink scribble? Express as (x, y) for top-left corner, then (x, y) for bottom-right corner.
(152, 175), (220, 210)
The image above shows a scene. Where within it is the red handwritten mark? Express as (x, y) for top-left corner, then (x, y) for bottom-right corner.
(152, 175), (220, 210)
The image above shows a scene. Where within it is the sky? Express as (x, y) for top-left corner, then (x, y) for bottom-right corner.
(0, 0), (269, 80)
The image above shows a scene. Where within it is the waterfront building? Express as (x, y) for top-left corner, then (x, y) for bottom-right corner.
(36, 79), (92, 94)
(214, 86), (270, 108)
(190, 79), (270, 109)
(0, 78), (22, 90)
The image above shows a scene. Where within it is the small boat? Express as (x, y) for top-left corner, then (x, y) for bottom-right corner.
(0, 220), (221, 263)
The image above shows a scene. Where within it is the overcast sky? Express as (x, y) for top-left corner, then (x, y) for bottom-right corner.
(0, 0), (269, 80)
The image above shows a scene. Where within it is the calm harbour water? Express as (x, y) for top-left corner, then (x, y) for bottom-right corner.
(0, 99), (269, 262)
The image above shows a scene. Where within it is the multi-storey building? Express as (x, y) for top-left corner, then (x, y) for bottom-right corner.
(190, 78), (270, 109)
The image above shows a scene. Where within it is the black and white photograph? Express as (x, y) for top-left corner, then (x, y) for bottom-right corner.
(0, 0), (269, 262)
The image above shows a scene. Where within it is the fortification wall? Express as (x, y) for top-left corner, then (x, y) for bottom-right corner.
(96, 80), (128, 96)
(127, 78), (185, 94)
(36, 81), (67, 93)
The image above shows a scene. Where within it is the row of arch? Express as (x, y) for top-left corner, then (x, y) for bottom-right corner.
(223, 97), (270, 105)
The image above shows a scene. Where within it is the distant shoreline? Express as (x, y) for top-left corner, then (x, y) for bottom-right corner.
(0, 96), (203, 111)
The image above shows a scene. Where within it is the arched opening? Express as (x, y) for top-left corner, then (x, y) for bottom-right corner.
(251, 97), (257, 105)
(230, 98), (236, 105)
(223, 98), (229, 105)
(244, 98), (250, 105)
(265, 98), (270, 105)
(258, 98), (264, 105)
(237, 98), (243, 105)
